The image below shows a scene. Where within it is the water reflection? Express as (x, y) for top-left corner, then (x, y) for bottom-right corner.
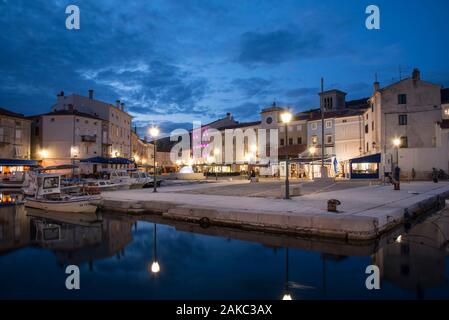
(0, 204), (448, 299)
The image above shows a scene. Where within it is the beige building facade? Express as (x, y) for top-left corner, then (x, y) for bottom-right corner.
(52, 90), (132, 159)
(0, 108), (31, 160)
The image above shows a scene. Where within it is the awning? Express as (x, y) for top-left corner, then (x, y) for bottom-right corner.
(349, 153), (381, 164)
(0, 159), (39, 166)
(80, 157), (133, 165)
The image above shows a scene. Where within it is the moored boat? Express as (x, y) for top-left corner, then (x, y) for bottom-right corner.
(24, 173), (101, 213)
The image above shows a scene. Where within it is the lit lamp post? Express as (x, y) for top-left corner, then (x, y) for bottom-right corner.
(309, 146), (316, 180)
(148, 223), (160, 275)
(393, 138), (401, 168)
(150, 126), (160, 193)
(214, 148), (220, 181)
(281, 111), (292, 200)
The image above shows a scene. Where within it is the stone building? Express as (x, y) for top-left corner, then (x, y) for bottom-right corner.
(0, 107), (31, 160)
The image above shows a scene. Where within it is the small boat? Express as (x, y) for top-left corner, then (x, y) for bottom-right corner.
(0, 171), (26, 188)
(128, 170), (147, 189)
(24, 173), (101, 213)
(84, 179), (129, 191)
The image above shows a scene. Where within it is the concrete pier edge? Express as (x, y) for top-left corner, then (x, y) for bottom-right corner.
(100, 187), (449, 241)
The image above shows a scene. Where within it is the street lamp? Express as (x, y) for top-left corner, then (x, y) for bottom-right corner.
(150, 126), (160, 192)
(309, 146), (317, 180)
(280, 111), (292, 200)
(393, 138), (401, 167)
(213, 148), (220, 180)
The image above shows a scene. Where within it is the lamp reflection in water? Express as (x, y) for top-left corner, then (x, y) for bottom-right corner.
(148, 223), (160, 275)
(282, 248), (292, 300)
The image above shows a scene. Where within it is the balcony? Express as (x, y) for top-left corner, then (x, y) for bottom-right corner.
(81, 134), (97, 143)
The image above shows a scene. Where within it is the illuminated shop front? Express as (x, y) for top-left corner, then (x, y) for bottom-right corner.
(349, 153), (381, 179)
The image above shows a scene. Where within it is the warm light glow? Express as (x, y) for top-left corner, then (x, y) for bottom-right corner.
(213, 148), (220, 155)
(245, 153), (252, 163)
(134, 155), (140, 162)
(309, 146), (317, 155)
(149, 126), (160, 138)
(150, 261), (160, 274)
(188, 158), (194, 166)
(396, 235), (402, 243)
(280, 111), (293, 124)
(282, 293), (293, 300)
(393, 138), (401, 147)
(38, 149), (49, 158)
(142, 159), (147, 164)
(112, 150), (120, 157)
(250, 145), (258, 153)
(207, 156), (214, 163)
(175, 159), (182, 166)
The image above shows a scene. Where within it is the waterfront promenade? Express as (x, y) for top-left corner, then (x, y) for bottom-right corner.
(101, 180), (449, 240)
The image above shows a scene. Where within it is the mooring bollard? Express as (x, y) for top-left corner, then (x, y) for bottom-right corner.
(327, 199), (341, 212)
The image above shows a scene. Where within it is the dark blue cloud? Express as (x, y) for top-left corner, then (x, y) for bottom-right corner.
(237, 29), (323, 66)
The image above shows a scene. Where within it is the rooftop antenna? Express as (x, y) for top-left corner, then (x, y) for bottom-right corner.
(399, 65), (402, 81)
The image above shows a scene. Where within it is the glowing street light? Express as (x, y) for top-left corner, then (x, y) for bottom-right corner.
(281, 111), (292, 200)
(149, 126), (160, 193)
(38, 149), (49, 159)
(309, 146), (317, 180)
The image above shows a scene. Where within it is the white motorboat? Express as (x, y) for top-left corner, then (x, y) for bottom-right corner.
(0, 171), (25, 188)
(128, 170), (147, 189)
(24, 173), (101, 213)
(84, 179), (130, 191)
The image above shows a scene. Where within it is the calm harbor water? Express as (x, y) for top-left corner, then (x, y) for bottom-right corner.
(1, 203), (449, 300)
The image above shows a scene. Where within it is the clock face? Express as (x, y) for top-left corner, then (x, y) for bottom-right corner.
(266, 117), (273, 124)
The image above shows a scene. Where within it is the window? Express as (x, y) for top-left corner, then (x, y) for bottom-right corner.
(371, 121), (374, 131)
(366, 142), (369, 152)
(398, 94), (407, 104)
(311, 135), (318, 145)
(288, 138), (293, 145)
(325, 120), (332, 128)
(15, 121), (21, 126)
(43, 177), (59, 189)
(35, 127), (40, 136)
(342, 119), (347, 123)
(51, 118), (55, 122)
(288, 126), (293, 132)
(366, 114), (369, 120)
(365, 124), (369, 134)
(399, 115), (407, 125)
(297, 125), (302, 131)
(76, 118), (79, 122)
(15, 129), (21, 140)
(445, 108), (449, 116)
(326, 134), (332, 144)
(280, 138), (284, 146)
(85, 120), (89, 124)
(280, 126), (284, 133)
(297, 137), (302, 144)
(311, 123), (317, 130)
(266, 117), (273, 124)
(400, 136), (408, 148)
(371, 103), (374, 112)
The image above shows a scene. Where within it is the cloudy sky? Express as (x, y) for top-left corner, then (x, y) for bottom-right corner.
(1, 0), (449, 136)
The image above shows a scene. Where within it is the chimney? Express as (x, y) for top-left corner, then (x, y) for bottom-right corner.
(412, 68), (420, 81)
(226, 112), (231, 119)
(57, 91), (64, 98)
(88, 89), (94, 99)
(373, 82), (380, 93)
(116, 100), (120, 109)
(121, 102), (125, 111)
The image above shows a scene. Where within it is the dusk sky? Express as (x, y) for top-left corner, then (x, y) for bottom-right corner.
(1, 0), (449, 136)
